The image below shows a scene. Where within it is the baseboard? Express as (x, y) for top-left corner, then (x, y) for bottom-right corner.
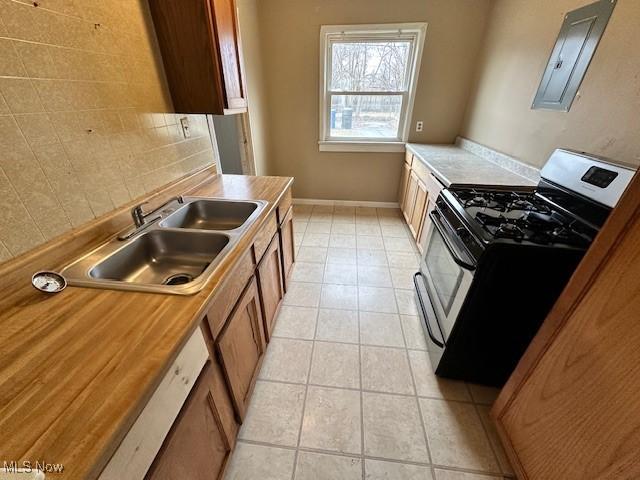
(293, 198), (399, 209)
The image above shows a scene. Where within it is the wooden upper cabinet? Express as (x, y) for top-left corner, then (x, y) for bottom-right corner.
(146, 363), (232, 480)
(148, 0), (247, 114)
(256, 235), (284, 341)
(279, 206), (295, 292)
(215, 276), (265, 420)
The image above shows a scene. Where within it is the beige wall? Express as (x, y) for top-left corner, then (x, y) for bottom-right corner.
(237, 0), (271, 176)
(0, 0), (216, 261)
(461, 0), (640, 169)
(254, 0), (493, 201)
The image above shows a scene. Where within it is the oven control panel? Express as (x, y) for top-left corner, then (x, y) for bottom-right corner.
(581, 166), (618, 189)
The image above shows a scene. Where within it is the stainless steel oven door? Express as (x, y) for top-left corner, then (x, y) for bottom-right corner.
(417, 209), (475, 344)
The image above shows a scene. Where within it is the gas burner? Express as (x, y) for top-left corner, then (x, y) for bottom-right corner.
(495, 223), (524, 240)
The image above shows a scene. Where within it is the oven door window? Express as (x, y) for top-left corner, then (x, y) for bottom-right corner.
(425, 227), (464, 315)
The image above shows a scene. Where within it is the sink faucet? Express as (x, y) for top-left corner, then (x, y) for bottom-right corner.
(119, 196), (184, 240)
(130, 195), (184, 227)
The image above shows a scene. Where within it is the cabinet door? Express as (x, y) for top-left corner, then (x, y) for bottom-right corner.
(257, 235), (284, 341)
(216, 276), (266, 420)
(409, 179), (428, 240)
(279, 206), (295, 292)
(403, 171), (419, 224)
(417, 197), (435, 253)
(148, 0), (246, 114)
(398, 162), (411, 211)
(210, 0), (247, 110)
(146, 363), (231, 480)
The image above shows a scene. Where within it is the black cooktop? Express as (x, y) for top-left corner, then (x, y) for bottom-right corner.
(450, 188), (594, 248)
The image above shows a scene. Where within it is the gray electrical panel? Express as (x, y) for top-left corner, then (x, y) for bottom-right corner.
(532, 0), (616, 112)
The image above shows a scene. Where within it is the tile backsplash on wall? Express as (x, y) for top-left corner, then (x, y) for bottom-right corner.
(0, 0), (216, 261)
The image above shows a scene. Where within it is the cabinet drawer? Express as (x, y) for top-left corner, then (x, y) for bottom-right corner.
(411, 159), (431, 185)
(253, 213), (278, 262)
(99, 329), (209, 480)
(206, 249), (255, 339)
(277, 189), (292, 225)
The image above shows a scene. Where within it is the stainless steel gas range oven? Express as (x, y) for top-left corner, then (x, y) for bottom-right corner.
(414, 149), (635, 386)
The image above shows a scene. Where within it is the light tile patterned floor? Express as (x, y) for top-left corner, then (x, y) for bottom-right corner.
(225, 205), (514, 480)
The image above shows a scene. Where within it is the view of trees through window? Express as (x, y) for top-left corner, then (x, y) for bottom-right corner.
(329, 40), (411, 138)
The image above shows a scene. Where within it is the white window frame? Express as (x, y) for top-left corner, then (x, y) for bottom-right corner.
(319, 23), (427, 153)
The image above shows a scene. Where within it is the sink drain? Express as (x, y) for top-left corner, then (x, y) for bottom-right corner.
(164, 273), (194, 286)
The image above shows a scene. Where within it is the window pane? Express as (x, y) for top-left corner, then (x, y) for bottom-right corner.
(330, 95), (402, 139)
(330, 41), (411, 92)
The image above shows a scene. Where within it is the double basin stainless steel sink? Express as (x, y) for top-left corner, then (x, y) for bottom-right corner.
(60, 197), (266, 295)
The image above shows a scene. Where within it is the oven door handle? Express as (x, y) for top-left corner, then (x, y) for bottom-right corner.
(413, 272), (446, 348)
(429, 211), (476, 271)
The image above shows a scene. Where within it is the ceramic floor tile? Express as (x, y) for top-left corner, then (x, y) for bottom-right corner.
(408, 350), (471, 401)
(334, 205), (356, 215)
(401, 315), (428, 350)
(395, 289), (419, 315)
(330, 234), (357, 248)
(310, 213), (333, 223)
(363, 392), (429, 463)
(224, 442), (295, 480)
(332, 223), (356, 235)
(477, 405), (514, 475)
(294, 233), (304, 246)
(384, 236), (417, 252)
(376, 208), (402, 218)
(381, 224), (411, 238)
(296, 246), (328, 264)
(378, 216), (405, 226)
(359, 312), (405, 347)
(364, 459), (433, 480)
(316, 308), (359, 343)
(361, 346), (414, 394)
(295, 451), (361, 480)
(302, 233), (330, 247)
(324, 263), (358, 285)
(306, 222), (332, 234)
(321, 284), (358, 310)
(239, 381), (306, 447)
(291, 262), (325, 283)
(327, 247), (358, 265)
(468, 384), (501, 406)
(358, 265), (393, 287)
(356, 206), (378, 216)
(419, 398), (499, 472)
(387, 251), (421, 269)
(358, 286), (398, 314)
(333, 214), (356, 224)
(272, 305), (318, 340)
(300, 386), (361, 454)
(259, 338), (313, 384)
(356, 223), (382, 236)
(294, 205), (314, 214)
(433, 469), (503, 480)
(356, 216), (381, 226)
(390, 267), (417, 289)
(283, 282), (322, 307)
(357, 235), (385, 250)
(357, 248), (389, 266)
(312, 205), (334, 214)
(309, 341), (360, 388)
(293, 220), (309, 234)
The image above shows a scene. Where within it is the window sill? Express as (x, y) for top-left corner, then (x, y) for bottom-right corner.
(318, 141), (406, 153)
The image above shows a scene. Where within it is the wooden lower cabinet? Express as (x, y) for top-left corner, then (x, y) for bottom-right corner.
(409, 178), (428, 240)
(257, 234), (284, 341)
(215, 276), (266, 420)
(403, 171), (419, 225)
(146, 362), (232, 480)
(399, 161), (411, 211)
(279, 206), (295, 291)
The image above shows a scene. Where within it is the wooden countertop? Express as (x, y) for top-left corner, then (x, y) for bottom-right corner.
(0, 170), (293, 479)
(406, 143), (538, 188)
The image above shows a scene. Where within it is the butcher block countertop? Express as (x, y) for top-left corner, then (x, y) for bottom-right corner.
(406, 143), (538, 188)
(0, 168), (293, 479)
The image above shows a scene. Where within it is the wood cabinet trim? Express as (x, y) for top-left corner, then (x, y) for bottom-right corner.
(279, 206), (295, 292)
(256, 234), (285, 341)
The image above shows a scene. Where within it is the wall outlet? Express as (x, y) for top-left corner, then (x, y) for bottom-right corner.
(416, 121), (424, 132)
(180, 117), (191, 138)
